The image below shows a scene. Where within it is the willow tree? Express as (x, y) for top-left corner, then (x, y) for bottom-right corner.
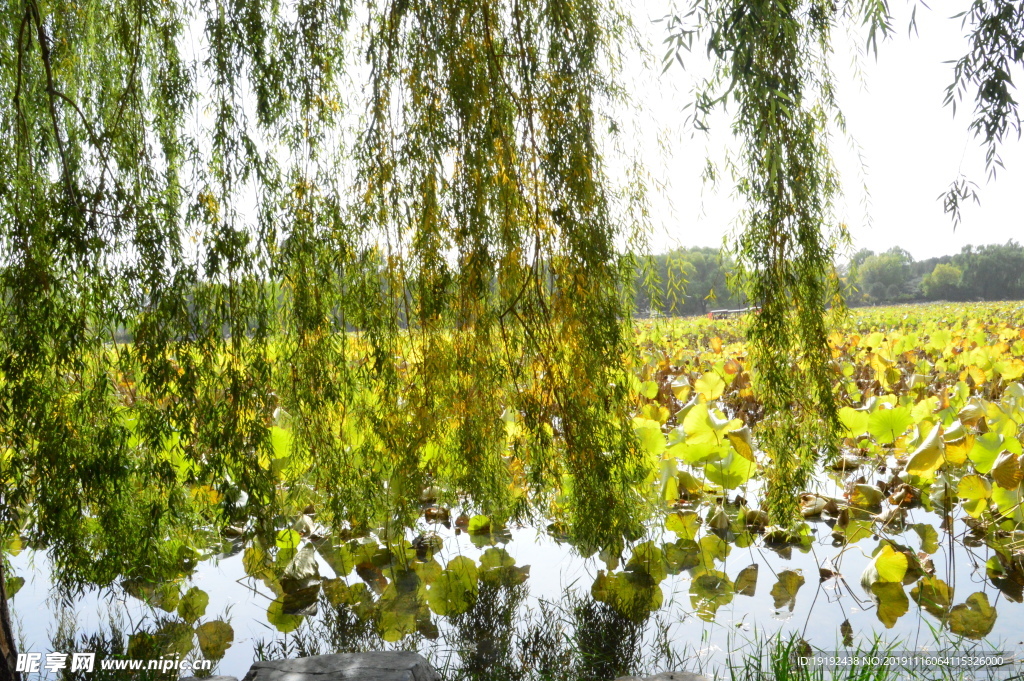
(661, 0), (1024, 524)
(0, 0), (654, 675)
(2, 0), (1022, 674)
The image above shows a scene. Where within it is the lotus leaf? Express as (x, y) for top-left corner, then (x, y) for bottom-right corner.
(770, 570), (805, 610)
(734, 564), (758, 597)
(948, 592), (996, 638)
(196, 620), (234, 660)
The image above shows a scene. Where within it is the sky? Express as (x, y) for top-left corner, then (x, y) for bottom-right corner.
(626, 1), (1024, 262)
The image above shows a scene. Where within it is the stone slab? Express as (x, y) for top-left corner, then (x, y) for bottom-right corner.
(241, 652), (439, 681)
(181, 677), (238, 681)
(614, 672), (710, 681)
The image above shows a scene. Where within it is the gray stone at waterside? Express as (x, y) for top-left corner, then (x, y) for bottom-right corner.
(241, 652), (439, 681)
(181, 677), (238, 681)
(614, 672), (711, 681)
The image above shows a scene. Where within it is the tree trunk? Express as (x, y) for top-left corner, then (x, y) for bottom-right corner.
(0, 560), (20, 681)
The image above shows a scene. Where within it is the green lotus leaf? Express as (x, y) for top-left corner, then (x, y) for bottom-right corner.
(690, 570), (733, 622)
(466, 515), (491, 534)
(427, 556), (478, 616)
(635, 419), (666, 457)
(275, 529), (301, 550)
(684, 404), (743, 446)
(968, 432), (1004, 474)
(871, 582), (909, 628)
(639, 380), (659, 399)
(669, 441), (728, 464)
(242, 545), (271, 577)
(958, 474), (992, 518)
(699, 534), (731, 564)
(839, 407), (869, 437)
(664, 539), (701, 574)
(991, 483), (1024, 523)
(911, 576), (952, 620)
(479, 548), (530, 587)
(4, 576), (24, 599)
(867, 406), (914, 445)
(948, 592), (996, 639)
(592, 570), (663, 622)
(626, 541), (667, 583)
(315, 539), (355, 578)
(177, 586), (209, 624)
(270, 426), (292, 459)
(267, 596), (305, 632)
(155, 621), (194, 658)
(665, 511), (701, 540)
(911, 524), (940, 554)
(837, 518), (874, 544)
(734, 564), (758, 597)
(704, 450), (757, 489)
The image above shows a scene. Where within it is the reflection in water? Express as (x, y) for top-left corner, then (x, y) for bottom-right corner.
(254, 580), (684, 681)
(49, 611), (198, 681)
(11, 489), (1024, 680)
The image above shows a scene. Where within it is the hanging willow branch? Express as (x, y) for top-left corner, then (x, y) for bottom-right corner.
(0, 0), (650, 608)
(663, 0), (895, 525)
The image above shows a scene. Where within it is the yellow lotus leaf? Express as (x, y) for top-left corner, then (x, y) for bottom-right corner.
(851, 484), (884, 508)
(991, 451), (1024, 490)
(957, 398), (987, 425)
(963, 365), (987, 386)
(957, 474), (992, 518)
(861, 544), (909, 587)
(683, 404), (742, 446)
(871, 582), (910, 629)
(957, 474), (991, 500)
(694, 372), (725, 400)
(906, 424), (945, 481)
(725, 425), (755, 462)
(665, 511), (700, 540)
(943, 424), (973, 466)
(670, 380), (692, 401)
(911, 576), (953, 620)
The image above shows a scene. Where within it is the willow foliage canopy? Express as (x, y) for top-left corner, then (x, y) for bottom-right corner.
(0, 0), (653, 589)
(1, 0), (1023, 664)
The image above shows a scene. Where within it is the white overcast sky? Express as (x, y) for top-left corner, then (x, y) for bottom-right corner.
(626, 1), (1023, 262)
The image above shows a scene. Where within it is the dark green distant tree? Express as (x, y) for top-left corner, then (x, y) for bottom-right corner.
(850, 249), (875, 269)
(858, 247), (914, 302)
(921, 263), (964, 300)
(953, 241), (1024, 301)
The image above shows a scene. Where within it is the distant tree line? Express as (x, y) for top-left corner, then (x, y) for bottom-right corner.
(634, 247), (746, 316)
(634, 241), (1024, 317)
(842, 241), (1024, 305)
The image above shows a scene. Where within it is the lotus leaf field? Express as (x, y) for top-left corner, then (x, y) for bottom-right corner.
(7, 301), (1024, 677)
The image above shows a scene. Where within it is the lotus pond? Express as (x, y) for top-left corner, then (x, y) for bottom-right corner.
(6, 302), (1024, 679)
